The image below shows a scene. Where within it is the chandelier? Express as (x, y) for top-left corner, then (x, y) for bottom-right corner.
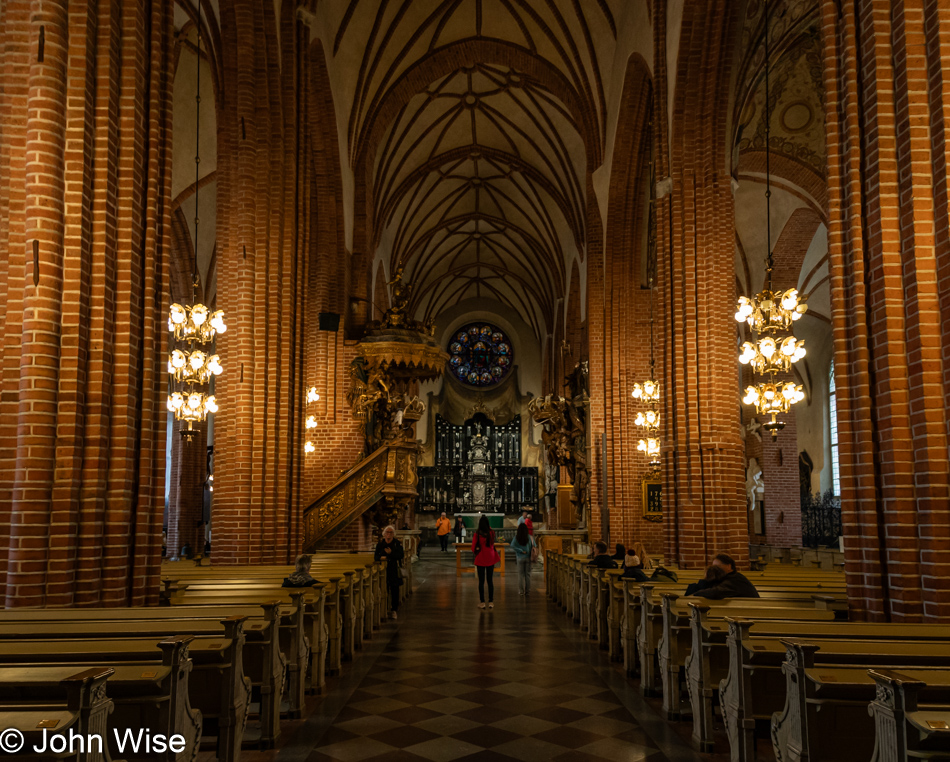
(632, 118), (661, 468)
(304, 386), (320, 454)
(166, 8), (225, 439)
(736, 0), (806, 439)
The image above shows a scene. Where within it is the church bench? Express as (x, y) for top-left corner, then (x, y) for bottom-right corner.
(658, 597), (838, 721)
(0, 666), (114, 762)
(636, 583), (846, 697)
(721, 625), (950, 762)
(167, 580), (346, 679)
(0, 617), (251, 760)
(0, 604), (282, 744)
(771, 645), (950, 762)
(161, 594), (306, 722)
(168, 584), (330, 694)
(0, 635), (200, 762)
(868, 669), (950, 762)
(163, 561), (381, 666)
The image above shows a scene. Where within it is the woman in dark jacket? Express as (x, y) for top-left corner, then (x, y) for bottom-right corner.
(374, 525), (405, 619)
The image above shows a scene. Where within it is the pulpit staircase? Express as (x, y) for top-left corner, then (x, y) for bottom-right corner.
(302, 441), (420, 552)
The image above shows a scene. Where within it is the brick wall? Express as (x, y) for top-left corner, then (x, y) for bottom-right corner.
(819, 0), (950, 621)
(0, 0), (174, 606)
(651, 0), (749, 570)
(588, 53), (666, 557)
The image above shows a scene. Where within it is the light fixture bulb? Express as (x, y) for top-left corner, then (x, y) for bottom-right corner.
(207, 355), (223, 375)
(304, 441), (315, 454)
(171, 350), (187, 369)
(759, 337), (776, 358)
(191, 304), (209, 327)
(306, 415), (316, 429)
(635, 412), (645, 426)
(204, 395), (218, 414)
(169, 304), (187, 325)
(210, 310), (227, 334)
(307, 387), (319, 403)
(189, 351), (206, 371)
(167, 393), (184, 411)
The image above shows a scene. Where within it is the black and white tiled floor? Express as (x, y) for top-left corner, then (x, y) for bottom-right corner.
(282, 552), (705, 762)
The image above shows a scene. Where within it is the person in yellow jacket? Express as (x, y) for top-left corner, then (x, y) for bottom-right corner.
(436, 512), (451, 552)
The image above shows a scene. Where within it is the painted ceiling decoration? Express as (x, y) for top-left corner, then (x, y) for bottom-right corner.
(323, 0), (621, 340)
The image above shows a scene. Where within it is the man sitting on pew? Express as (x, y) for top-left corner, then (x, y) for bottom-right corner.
(282, 554), (318, 587)
(689, 553), (759, 599)
(587, 541), (619, 569)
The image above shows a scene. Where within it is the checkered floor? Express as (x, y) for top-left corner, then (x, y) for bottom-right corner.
(302, 552), (697, 762)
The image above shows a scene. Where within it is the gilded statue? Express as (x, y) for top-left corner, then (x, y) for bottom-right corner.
(528, 394), (589, 527)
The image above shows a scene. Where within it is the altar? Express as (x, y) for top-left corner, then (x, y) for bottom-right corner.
(418, 414), (538, 514)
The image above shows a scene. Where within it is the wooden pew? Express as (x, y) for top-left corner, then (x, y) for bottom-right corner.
(0, 666), (114, 762)
(0, 617), (250, 761)
(868, 669), (950, 762)
(658, 597), (838, 720)
(721, 624), (950, 762)
(770, 644), (950, 762)
(637, 582), (846, 697)
(0, 635), (204, 762)
(0, 605), (277, 746)
(682, 597), (844, 748)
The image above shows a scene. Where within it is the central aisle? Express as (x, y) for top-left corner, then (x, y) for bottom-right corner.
(288, 552), (704, 762)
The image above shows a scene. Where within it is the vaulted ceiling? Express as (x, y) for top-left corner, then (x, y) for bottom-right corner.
(321, 0), (623, 340)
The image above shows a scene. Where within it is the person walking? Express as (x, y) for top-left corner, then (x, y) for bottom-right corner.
(453, 515), (464, 545)
(436, 512), (451, 552)
(374, 525), (405, 619)
(510, 522), (536, 596)
(471, 515), (499, 609)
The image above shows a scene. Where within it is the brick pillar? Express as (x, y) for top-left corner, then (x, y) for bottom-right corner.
(820, 0), (950, 620)
(0, 0), (174, 606)
(7, 0), (69, 607)
(654, 0), (748, 570)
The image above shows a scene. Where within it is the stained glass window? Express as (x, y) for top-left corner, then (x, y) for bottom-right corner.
(447, 323), (513, 386)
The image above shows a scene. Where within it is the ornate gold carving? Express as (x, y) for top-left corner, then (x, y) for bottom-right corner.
(641, 470), (662, 523)
(357, 464), (381, 499)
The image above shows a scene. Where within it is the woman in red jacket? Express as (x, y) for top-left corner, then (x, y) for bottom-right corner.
(471, 515), (498, 609)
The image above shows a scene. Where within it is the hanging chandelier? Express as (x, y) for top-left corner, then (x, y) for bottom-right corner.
(632, 117), (661, 468)
(167, 7), (225, 439)
(736, 0), (806, 439)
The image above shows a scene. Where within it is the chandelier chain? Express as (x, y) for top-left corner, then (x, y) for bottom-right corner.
(764, 0), (773, 289)
(193, 0), (202, 288)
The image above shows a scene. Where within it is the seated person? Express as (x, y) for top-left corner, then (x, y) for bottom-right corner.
(621, 547), (648, 581)
(611, 543), (626, 561)
(587, 541), (619, 569)
(684, 564), (727, 596)
(282, 554), (318, 587)
(690, 553), (759, 599)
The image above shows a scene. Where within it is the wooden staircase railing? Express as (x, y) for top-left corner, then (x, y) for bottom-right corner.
(302, 441), (420, 551)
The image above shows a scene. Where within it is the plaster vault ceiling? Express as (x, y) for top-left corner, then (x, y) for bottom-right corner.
(324, 0), (623, 339)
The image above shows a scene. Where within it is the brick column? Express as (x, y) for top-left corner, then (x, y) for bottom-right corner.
(654, 0), (749, 570)
(7, 0), (69, 607)
(820, 0), (950, 620)
(0, 0), (174, 606)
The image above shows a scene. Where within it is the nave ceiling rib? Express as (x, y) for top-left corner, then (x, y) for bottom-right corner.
(322, 0), (621, 338)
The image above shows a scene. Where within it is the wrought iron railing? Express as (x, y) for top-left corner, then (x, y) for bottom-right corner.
(801, 489), (841, 548)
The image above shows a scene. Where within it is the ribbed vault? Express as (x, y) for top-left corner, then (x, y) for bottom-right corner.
(320, 0), (622, 339)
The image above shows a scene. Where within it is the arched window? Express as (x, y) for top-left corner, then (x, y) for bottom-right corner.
(829, 361), (841, 495)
